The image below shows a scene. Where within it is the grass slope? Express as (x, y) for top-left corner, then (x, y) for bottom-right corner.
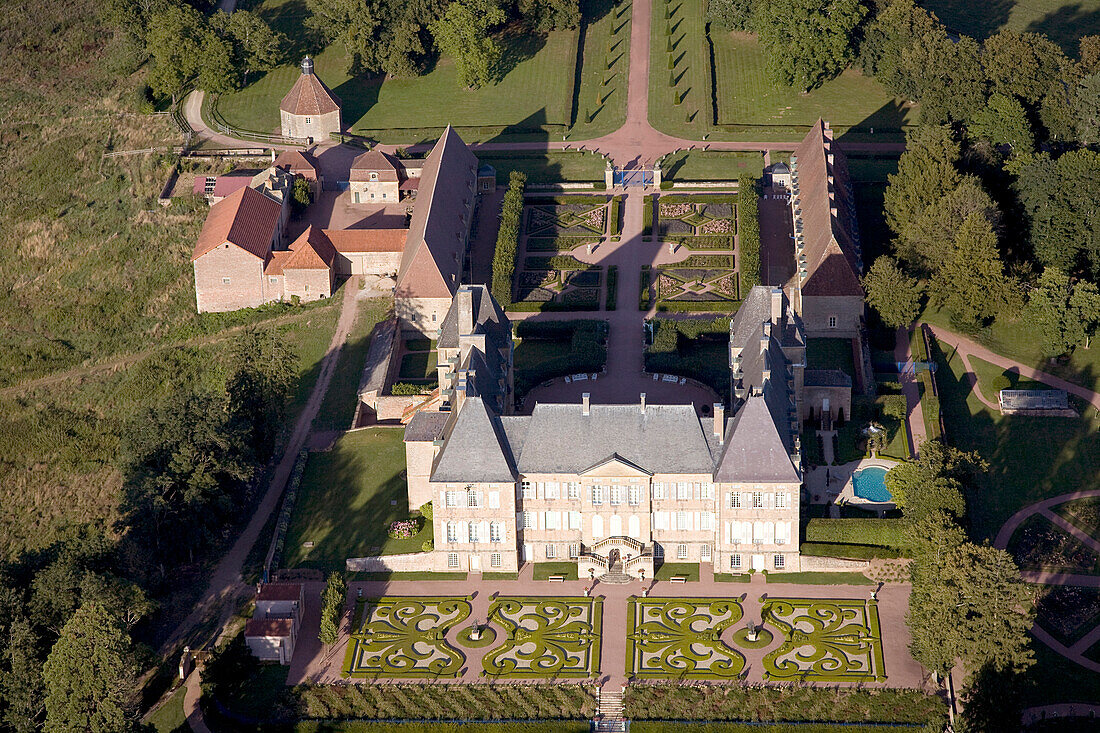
(923, 0), (1100, 53)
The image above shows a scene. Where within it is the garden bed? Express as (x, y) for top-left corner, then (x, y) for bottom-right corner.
(525, 202), (607, 237)
(1036, 585), (1100, 646)
(1009, 515), (1100, 575)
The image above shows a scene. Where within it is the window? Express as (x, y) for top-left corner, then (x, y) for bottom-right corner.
(676, 512), (689, 531)
(445, 490), (462, 508)
(490, 522), (502, 543)
(545, 544), (557, 559)
(775, 493), (788, 509)
(222, 277), (231, 284)
(370, 193), (375, 199)
(701, 483), (714, 500)
(828, 316), (837, 329)
(546, 482), (560, 499)
(544, 511), (559, 530)
(701, 545), (712, 561)
(304, 284), (310, 293)
(490, 553), (502, 568)
(467, 489), (480, 508)
(652, 483), (665, 500)
(521, 481), (534, 500)
(774, 554), (785, 570)
(628, 487), (641, 506)
(447, 553), (459, 568)
(381, 193), (387, 199)
(654, 543), (665, 558)
(569, 543), (579, 558)
(677, 544), (688, 560)
(567, 483), (581, 500)
(521, 512), (535, 530)
(610, 487), (623, 506)
(752, 492), (763, 509)
(370, 172), (377, 180)
(446, 522), (458, 543)
(591, 487), (604, 506)
(569, 511), (582, 530)
(676, 482), (689, 500)
(700, 512), (714, 531)
(729, 492), (741, 509)
(269, 277), (278, 284)
(468, 523), (480, 543)
(730, 554), (742, 570)
(431, 314), (437, 322)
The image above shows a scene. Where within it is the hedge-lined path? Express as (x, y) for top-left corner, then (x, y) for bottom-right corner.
(895, 326), (928, 457)
(287, 564), (929, 690)
(928, 325), (1100, 412)
(993, 489), (1100, 674)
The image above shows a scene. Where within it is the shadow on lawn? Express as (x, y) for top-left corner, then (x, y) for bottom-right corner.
(1029, 4), (1100, 54)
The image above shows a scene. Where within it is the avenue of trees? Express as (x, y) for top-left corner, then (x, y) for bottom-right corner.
(0, 329), (297, 732)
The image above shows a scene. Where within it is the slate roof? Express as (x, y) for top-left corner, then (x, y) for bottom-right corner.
(404, 410), (449, 442)
(730, 287), (774, 349)
(257, 583), (303, 602)
(280, 63), (341, 116)
(714, 396), (800, 483)
(804, 369), (852, 387)
(791, 120), (863, 298)
(437, 284), (511, 351)
(432, 396), (516, 482)
(395, 126), (478, 300)
(192, 186), (281, 261)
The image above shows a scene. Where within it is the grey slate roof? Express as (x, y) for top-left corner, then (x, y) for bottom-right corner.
(511, 403), (716, 475)
(437, 284), (511, 351)
(404, 411), (449, 443)
(730, 287), (773, 350)
(714, 396), (800, 483)
(432, 396), (516, 482)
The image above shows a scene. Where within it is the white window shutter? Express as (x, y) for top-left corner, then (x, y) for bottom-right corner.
(693, 512), (700, 530)
(440, 490), (446, 504)
(765, 522), (775, 544)
(480, 521), (490, 539)
(785, 492), (792, 510)
(489, 491), (500, 509)
(743, 521), (753, 543)
(725, 522), (732, 544)
(741, 492), (750, 508)
(730, 521), (740, 543)
(458, 521), (468, 541)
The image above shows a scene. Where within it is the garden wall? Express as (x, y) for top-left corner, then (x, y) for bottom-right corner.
(346, 551), (447, 572)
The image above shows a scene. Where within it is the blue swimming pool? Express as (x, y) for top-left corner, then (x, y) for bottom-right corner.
(852, 466), (892, 503)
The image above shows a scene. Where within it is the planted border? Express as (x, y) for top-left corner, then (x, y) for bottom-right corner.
(493, 171), (527, 306)
(760, 597), (886, 683)
(738, 174), (759, 291)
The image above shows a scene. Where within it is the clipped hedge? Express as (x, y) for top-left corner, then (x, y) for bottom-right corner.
(523, 255), (597, 271)
(606, 265), (618, 311)
(800, 542), (905, 560)
(640, 266), (653, 310)
(737, 173), (760, 291)
(514, 320), (609, 396)
(609, 196), (622, 236)
(492, 171), (526, 306)
(656, 299), (742, 313)
(643, 196), (654, 236)
(805, 518), (907, 549)
(645, 317), (732, 398)
(270, 451), (308, 571)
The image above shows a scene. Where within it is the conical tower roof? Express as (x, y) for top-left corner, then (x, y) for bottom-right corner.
(280, 57), (341, 116)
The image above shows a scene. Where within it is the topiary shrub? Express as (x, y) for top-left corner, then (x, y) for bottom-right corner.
(420, 501), (433, 520)
(422, 539), (434, 552)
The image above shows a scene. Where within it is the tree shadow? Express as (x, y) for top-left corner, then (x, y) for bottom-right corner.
(258, 0), (326, 63)
(1027, 4), (1100, 55)
(921, 0), (1014, 42)
(493, 23), (549, 84)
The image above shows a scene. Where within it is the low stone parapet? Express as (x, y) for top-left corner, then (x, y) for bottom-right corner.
(798, 554), (870, 572)
(346, 551), (443, 572)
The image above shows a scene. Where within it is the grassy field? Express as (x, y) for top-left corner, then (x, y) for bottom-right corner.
(923, 0), (1100, 53)
(284, 428), (429, 570)
(648, 0), (711, 136)
(313, 296), (391, 431)
(653, 562), (701, 581)
(532, 561), (580, 580)
(217, 0), (629, 141)
(661, 150), (763, 181)
(806, 338), (856, 377)
(144, 686), (187, 733)
(478, 151), (607, 184)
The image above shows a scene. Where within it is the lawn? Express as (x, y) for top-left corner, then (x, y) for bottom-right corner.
(215, 0), (635, 142)
(922, 0), (1100, 53)
(283, 427), (430, 570)
(295, 724), (590, 733)
(968, 354), (1053, 404)
(648, 0), (711, 136)
(399, 350), (439, 380)
(645, 317), (732, 400)
(313, 296), (391, 431)
(512, 320), (609, 397)
(653, 562), (700, 581)
(806, 338), (856, 377)
(532, 561), (580, 580)
(766, 571), (875, 585)
(928, 335), (1100, 543)
(478, 152), (607, 184)
(661, 150), (763, 181)
(845, 156), (901, 183)
(144, 686), (186, 733)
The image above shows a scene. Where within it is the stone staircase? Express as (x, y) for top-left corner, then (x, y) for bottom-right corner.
(599, 561), (633, 585)
(595, 687), (626, 732)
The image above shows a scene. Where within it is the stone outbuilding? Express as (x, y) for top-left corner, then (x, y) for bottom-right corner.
(280, 57), (342, 143)
(245, 583), (304, 665)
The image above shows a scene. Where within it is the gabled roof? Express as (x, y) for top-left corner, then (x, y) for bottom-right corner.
(274, 149), (319, 178)
(323, 228), (407, 253)
(350, 150), (401, 182)
(264, 250), (294, 276)
(404, 410), (450, 443)
(714, 396), (800, 483)
(792, 119), (863, 298)
(257, 583), (303, 602)
(192, 186), (281, 261)
(280, 67), (341, 116)
(245, 617), (294, 637)
(284, 226), (337, 270)
(431, 396), (516, 482)
(580, 453), (652, 476)
(192, 174), (253, 198)
(437, 285), (511, 351)
(395, 126), (478, 300)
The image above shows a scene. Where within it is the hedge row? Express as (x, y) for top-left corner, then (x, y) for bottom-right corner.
(492, 171), (527, 305)
(525, 237), (595, 252)
(623, 684), (946, 726)
(610, 196), (622, 236)
(804, 518), (907, 549)
(738, 173), (760, 291)
(645, 317), (732, 398)
(643, 196), (654, 236)
(669, 235), (735, 250)
(524, 255), (598, 270)
(293, 684), (596, 721)
(606, 265), (618, 311)
(515, 319), (607, 340)
(640, 266), (653, 310)
(525, 195), (608, 205)
(800, 542), (905, 560)
(270, 451), (308, 571)
(656, 300), (742, 313)
(659, 193), (738, 205)
(514, 320), (609, 395)
(632, 726), (928, 733)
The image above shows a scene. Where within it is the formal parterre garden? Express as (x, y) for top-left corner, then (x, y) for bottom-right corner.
(482, 596), (603, 678)
(626, 597), (747, 679)
(344, 597), (473, 679)
(760, 597), (886, 683)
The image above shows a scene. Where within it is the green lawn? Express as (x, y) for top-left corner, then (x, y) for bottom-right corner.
(478, 151), (607, 184)
(929, 335), (1100, 543)
(284, 428), (430, 570)
(313, 297), (390, 431)
(806, 338), (856, 377)
(144, 686), (186, 733)
(295, 724), (591, 733)
(532, 562), (580, 580)
(969, 355), (1053, 404)
(399, 350), (439, 380)
(648, 0), (710, 136)
(766, 571), (874, 585)
(922, 0), (1100, 53)
(845, 156), (901, 183)
(215, 0), (635, 143)
(661, 150), (763, 181)
(653, 562), (700, 581)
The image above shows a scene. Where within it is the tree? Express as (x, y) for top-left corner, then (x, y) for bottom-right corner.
(883, 125), (961, 235)
(145, 3), (207, 102)
(895, 177), (1002, 275)
(1082, 35), (1100, 74)
(1, 617), (44, 733)
(319, 571), (347, 645)
(430, 0), (506, 89)
(932, 212), (1011, 329)
(223, 10), (286, 73)
(706, 0), (755, 31)
(862, 256), (922, 330)
(518, 0), (580, 33)
(1016, 150), (1100, 276)
(1026, 268), (1100, 355)
(751, 0), (866, 90)
(969, 93), (1034, 152)
(306, 0), (440, 76)
(195, 28), (238, 94)
(1075, 72), (1100, 144)
(983, 31), (1076, 106)
(42, 604), (138, 733)
(291, 177), (313, 215)
(1069, 279), (1100, 348)
(225, 328), (298, 463)
(907, 543), (1035, 678)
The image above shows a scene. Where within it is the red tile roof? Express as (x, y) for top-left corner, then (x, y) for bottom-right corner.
(257, 583), (304, 602)
(324, 228), (407, 253)
(264, 250), (293, 276)
(245, 617), (294, 637)
(280, 70), (341, 116)
(350, 150), (401, 182)
(791, 119), (863, 298)
(285, 226), (337, 270)
(274, 149), (319, 179)
(192, 186), (282, 262)
(192, 175), (253, 198)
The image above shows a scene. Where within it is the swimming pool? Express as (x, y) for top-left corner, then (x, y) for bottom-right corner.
(852, 466), (892, 503)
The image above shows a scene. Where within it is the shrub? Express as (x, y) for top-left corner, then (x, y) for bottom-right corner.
(800, 542), (904, 560)
(738, 173), (760, 290)
(422, 539), (434, 552)
(606, 265), (618, 311)
(391, 382), (429, 395)
(419, 501), (433, 520)
(609, 196), (622, 236)
(805, 518), (907, 549)
(643, 196), (654, 236)
(640, 266), (653, 310)
(388, 518), (419, 539)
(492, 171), (527, 305)
(319, 572), (347, 645)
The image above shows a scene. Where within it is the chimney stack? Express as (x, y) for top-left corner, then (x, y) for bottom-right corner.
(770, 287), (783, 322)
(457, 287), (474, 336)
(713, 404), (725, 444)
(640, 393), (647, 413)
(582, 392), (590, 416)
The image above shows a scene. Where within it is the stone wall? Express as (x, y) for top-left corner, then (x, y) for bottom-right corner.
(797, 554), (869, 572)
(801, 294), (863, 338)
(346, 552), (449, 572)
(193, 247), (265, 312)
(280, 109), (341, 143)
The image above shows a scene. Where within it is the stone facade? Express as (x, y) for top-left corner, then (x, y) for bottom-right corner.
(279, 57), (342, 143)
(194, 244), (267, 313)
(280, 108), (341, 143)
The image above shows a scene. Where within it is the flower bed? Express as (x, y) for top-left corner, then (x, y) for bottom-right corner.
(387, 518), (421, 539)
(1036, 585), (1100, 645)
(1010, 515), (1100, 574)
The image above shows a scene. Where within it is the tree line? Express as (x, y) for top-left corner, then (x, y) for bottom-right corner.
(0, 329), (297, 732)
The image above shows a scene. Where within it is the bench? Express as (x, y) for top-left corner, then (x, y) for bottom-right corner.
(548, 575), (566, 582)
(670, 576), (688, 584)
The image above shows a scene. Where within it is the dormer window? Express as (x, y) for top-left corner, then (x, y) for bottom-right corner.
(370, 172), (378, 180)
